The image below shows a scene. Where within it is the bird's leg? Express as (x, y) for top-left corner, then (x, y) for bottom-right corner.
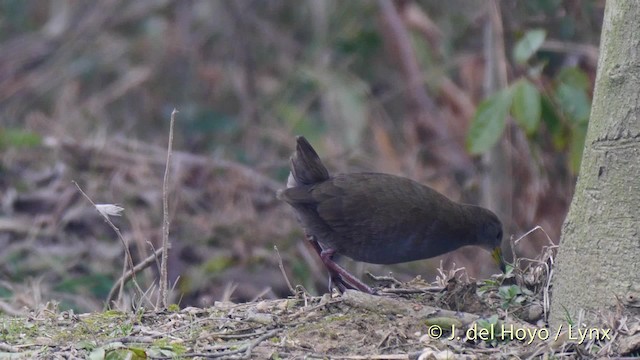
(328, 275), (349, 293)
(319, 248), (375, 294)
(305, 235), (373, 293)
(305, 235), (357, 292)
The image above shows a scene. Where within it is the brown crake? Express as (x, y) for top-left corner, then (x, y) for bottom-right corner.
(277, 136), (505, 293)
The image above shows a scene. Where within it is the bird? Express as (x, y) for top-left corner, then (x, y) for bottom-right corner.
(277, 136), (505, 293)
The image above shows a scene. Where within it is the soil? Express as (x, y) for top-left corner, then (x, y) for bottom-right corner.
(2, 273), (638, 359)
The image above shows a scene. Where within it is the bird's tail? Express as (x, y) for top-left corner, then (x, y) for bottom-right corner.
(287, 136), (329, 188)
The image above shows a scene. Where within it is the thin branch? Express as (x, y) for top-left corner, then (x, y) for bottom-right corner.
(274, 245), (295, 295)
(72, 181), (144, 307)
(106, 246), (164, 306)
(158, 108), (177, 309)
(155, 329), (282, 359)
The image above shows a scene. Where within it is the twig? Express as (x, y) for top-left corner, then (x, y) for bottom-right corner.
(100, 336), (155, 345)
(106, 246), (164, 306)
(305, 353), (412, 360)
(72, 181), (144, 307)
(366, 272), (403, 286)
(514, 225), (554, 246)
(239, 328), (282, 359)
(380, 287), (443, 295)
(274, 245), (295, 295)
(158, 108), (177, 309)
(160, 328), (282, 359)
(250, 287), (274, 302)
(511, 225), (558, 324)
(117, 243), (127, 305)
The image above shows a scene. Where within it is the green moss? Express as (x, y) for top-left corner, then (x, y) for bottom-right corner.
(1, 318), (38, 343)
(201, 256), (234, 274)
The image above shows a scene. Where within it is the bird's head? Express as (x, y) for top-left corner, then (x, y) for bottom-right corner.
(475, 207), (506, 273)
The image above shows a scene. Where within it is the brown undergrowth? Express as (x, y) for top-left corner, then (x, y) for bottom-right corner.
(2, 136), (638, 358)
(0, 132), (516, 313)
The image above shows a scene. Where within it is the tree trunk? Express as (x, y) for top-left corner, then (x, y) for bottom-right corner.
(549, 1), (640, 327)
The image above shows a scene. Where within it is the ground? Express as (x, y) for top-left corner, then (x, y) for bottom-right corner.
(2, 264), (639, 359)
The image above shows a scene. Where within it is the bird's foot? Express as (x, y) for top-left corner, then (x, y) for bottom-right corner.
(329, 275), (350, 293)
(304, 234), (374, 294)
(320, 249), (374, 294)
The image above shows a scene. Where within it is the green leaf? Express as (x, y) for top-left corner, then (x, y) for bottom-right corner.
(89, 346), (106, 360)
(555, 82), (590, 124)
(511, 79), (541, 135)
(498, 286), (510, 299)
(127, 347), (148, 359)
(507, 285), (522, 298)
(513, 29), (547, 64)
(540, 95), (568, 149)
(105, 348), (147, 360)
(466, 88), (513, 154)
(554, 67), (591, 126)
(0, 129), (42, 149)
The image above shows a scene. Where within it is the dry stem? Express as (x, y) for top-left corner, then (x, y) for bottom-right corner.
(158, 108), (178, 309)
(72, 181), (145, 308)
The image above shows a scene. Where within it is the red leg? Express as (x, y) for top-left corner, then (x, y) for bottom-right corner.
(319, 248), (374, 294)
(306, 235), (357, 291)
(304, 234), (374, 293)
(307, 235), (374, 294)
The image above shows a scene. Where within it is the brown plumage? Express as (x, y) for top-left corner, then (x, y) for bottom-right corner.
(278, 136), (505, 292)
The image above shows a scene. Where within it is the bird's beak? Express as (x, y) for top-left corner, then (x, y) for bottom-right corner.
(492, 246), (506, 273)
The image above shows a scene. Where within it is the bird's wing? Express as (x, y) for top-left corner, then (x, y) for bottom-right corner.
(311, 174), (436, 241)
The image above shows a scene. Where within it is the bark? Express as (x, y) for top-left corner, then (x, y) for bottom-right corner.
(549, 1), (640, 326)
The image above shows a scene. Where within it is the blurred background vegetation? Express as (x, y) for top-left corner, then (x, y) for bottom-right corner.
(0, 0), (603, 312)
